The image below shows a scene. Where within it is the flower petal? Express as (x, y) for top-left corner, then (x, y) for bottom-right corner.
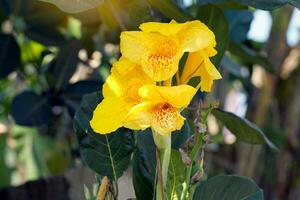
(121, 31), (182, 81)
(138, 84), (196, 108)
(90, 97), (129, 134)
(198, 57), (222, 92)
(151, 103), (185, 135)
(139, 20), (184, 36)
(123, 102), (154, 130)
(178, 20), (216, 53)
(180, 50), (204, 84)
(181, 50), (221, 87)
(120, 31), (149, 64)
(103, 58), (153, 101)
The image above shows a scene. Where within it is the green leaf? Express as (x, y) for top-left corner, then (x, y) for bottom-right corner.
(47, 40), (82, 91)
(74, 92), (134, 180)
(132, 148), (154, 200)
(62, 80), (102, 116)
(19, 0), (67, 46)
(0, 134), (12, 187)
(39, 0), (104, 13)
(11, 91), (53, 126)
(197, 4), (229, 66)
(197, 0), (300, 10)
(228, 42), (276, 74)
(211, 108), (277, 150)
(0, 34), (21, 79)
(193, 175), (264, 200)
(12, 126), (54, 180)
(147, 0), (191, 22)
(225, 10), (253, 43)
(167, 150), (186, 200)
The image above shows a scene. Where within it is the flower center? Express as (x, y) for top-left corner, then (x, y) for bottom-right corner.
(151, 102), (178, 134)
(143, 38), (179, 81)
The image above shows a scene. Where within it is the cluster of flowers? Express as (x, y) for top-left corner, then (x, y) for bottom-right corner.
(90, 20), (221, 136)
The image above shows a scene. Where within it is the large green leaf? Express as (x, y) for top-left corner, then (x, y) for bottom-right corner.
(193, 175), (264, 200)
(61, 80), (102, 116)
(15, 0), (67, 46)
(211, 108), (277, 150)
(132, 148), (154, 200)
(228, 42), (275, 74)
(198, 0), (300, 10)
(167, 150), (186, 200)
(224, 10), (253, 43)
(147, 0), (191, 22)
(46, 40), (82, 91)
(74, 92), (134, 180)
(197, 4), (229, 66)
(0, 34), (21, 79)
(11, 91), (53, 126)
(39, 0), (103, 13)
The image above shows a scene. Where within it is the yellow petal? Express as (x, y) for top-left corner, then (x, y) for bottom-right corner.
(139, 21), (184, 36)
(151, 103), (185, 135)
(112, 56), (139, 75)
(198, 57), (222, 92)
(90, 97), (129, 134)
(123, 102), (154, 130)
(178, 20), (216, 53)
(120, 31), (149, 64)
(102, 59), (153, 102)
(180, 51), (204, 84)
(138, 85), (196, 108)
(181, 50), (221, 86)
(120, 31), (182, 81)
(203, 57), (222, 79)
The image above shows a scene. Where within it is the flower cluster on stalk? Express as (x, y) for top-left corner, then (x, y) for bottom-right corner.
(90, 20), (221, 135)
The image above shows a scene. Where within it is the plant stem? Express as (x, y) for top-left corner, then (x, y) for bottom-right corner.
(152, 130), (171, 200)
(180, 133), (203, 200)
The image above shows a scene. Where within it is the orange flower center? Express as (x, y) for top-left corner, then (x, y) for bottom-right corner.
(143, 38), (179, 81)
(151, 102), (178, 134)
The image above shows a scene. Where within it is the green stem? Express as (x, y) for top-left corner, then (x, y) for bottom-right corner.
(152, 130), (171, 200)
(180, 133), (203, 200)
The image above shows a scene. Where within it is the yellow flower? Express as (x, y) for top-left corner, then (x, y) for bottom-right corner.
(90, 58), (154, 134)
(180, 44), (222, 92)
(123, 84), (196, 135)
(120, 20), (215, 81)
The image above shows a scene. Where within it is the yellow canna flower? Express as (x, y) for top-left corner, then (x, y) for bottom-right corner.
(180, 45), (222, 92)
(123, 84), (196, 135)
(90, 58), (154, 134)
(120, 20), (215, 81)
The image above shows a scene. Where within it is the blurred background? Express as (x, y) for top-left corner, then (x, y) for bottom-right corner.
(0, 0), (299, 199)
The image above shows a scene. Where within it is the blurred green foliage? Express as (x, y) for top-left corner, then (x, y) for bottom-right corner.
(0, 0), (299, 200)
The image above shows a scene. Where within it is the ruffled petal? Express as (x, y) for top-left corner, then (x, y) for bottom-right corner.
(138, 84), (196, 108)
(90, 97), (129, 134)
